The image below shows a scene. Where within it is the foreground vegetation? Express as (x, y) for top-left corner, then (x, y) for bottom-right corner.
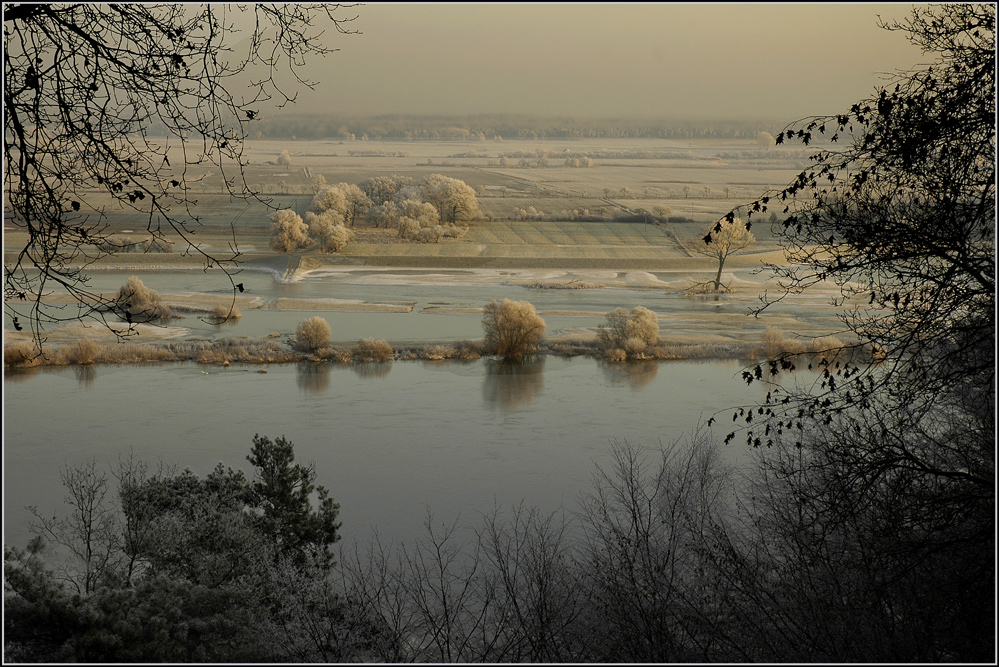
(4, 417), (990, 662)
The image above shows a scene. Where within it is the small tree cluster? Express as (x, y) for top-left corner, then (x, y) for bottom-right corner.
(515, 206), (545, 220)
(358, 175), (412, 205)
(359, 174), (475, 240)
(271, 181), (372, 254)
(482, 299), (546, 360)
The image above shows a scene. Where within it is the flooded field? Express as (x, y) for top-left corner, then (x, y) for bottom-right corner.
(3, 264), (847, 351)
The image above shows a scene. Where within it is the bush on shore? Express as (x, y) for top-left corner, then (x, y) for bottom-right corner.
(291, 317), (332, 353)
(482, 299), (546, 360)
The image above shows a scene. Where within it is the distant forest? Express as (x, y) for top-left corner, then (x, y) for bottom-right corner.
(240, 114), (778, 141)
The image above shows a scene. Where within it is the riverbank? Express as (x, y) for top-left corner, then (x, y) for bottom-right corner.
(5, 326), (863, 374)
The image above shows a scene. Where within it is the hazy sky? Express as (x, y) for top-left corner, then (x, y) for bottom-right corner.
(290, 3), (927, 122)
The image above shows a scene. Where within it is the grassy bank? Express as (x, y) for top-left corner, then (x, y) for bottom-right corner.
(5, 329), (866, 373)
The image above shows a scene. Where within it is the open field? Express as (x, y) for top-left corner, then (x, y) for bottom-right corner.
(5, 136), (806, 252)
(5, 137), (844, 359)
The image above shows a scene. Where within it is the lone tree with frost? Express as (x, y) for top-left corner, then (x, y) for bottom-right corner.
(695, 216), (755, 292)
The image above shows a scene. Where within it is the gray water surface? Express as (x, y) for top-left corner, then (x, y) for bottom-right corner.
(3, 358), (773, 548)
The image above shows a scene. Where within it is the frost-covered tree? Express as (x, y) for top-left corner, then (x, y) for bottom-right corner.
(310, 183), (369, 226)
(359, 175), (411, 206)
(305, 211), (353, 253)
(421, 174), (479, 224)
(310, 174), (328, 194)
(336, 182), (371, 227)
(366, 200), (399, 229)
(311, 186), (348, 218)
(270, 209), (309, 253)
(113, 276), (172, 323)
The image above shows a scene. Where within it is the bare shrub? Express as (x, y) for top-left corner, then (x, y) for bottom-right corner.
(116, 276), (171, 322)
(414, 225), (445, 244)
(441, 224), (468, 239)
(626, 307), (660, 346)
(397, 217), (421, 239)
(4, 342), (39, 368)
(809, 335), (846, 361)
(208, 303), (241, 324)
(762, 325), (785, 360)
(598, 306), (660, 356)
(482, 299), (546, 360)
(353, 338), (393, 363)
(578, 433), (731, 661)
(63, 338), (100, 365)
(623, 337), (648, 357)
(548, 340), (599, 358)
(456, 342), (485, 360)
(316, 347), (353, 363)
(292, 317), (332, 353)
(782, 338), (807, 356)
(421, 344), (457, 360)
(148, 237), (174, 253)
(604, 348), (627, 362)
(646, 344), (683, 360)
(96, 343), (176, 364)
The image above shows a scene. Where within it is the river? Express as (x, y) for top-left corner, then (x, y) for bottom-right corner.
(3, 357), (777, 549)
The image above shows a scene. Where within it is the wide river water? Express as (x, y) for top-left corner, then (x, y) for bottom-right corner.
(3, 357), (780, 549)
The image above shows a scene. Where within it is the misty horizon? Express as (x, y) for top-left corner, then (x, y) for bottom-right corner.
(278, 3), (926, 124)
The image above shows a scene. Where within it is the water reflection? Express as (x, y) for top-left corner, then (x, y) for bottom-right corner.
(296, 363), (331, 394)
(352, 362), (392, 380)
(73, 365), (98, 388)
(482, 357), (545, 410)
(3, 367), (40, 384)
(599, 359), (659, 390)
(208, 317), (241, 329)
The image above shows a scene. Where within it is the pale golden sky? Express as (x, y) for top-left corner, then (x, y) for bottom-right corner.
(293, 3), (927, 121)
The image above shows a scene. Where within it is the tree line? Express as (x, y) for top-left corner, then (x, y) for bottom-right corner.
(244, 113), (776, 142)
